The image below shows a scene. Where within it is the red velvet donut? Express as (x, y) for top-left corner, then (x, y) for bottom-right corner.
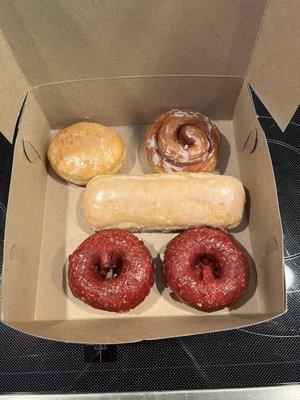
(164, 227), (249, 312)
(68, 230), (154, 312)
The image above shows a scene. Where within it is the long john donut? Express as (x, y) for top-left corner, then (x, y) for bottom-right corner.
(163, 227), (249, 312)
(146, 109), (220, 172)
(68, 230), (154, 312)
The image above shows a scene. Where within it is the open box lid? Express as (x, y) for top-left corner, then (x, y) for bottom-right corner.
(0, 32), (28, 143)
(247, 0), (300, 131)
(0, 0), (298, 133)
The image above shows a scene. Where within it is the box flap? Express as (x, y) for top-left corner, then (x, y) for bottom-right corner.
(5, 314), (279, 344)
(1, 92), (50, 321)
(233, 81), (285, 312)
(0, 0), (266, 86)
(247, 0), (300, 131)
(0, 31), (28, 142)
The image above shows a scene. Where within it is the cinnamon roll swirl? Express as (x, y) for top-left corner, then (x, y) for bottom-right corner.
(145, 109), (220, 173)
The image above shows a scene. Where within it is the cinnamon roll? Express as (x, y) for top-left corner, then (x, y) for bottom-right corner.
(145, 109), (220, 173)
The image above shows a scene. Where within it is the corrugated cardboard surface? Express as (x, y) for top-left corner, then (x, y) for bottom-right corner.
(248, 0), (300, 131)
(0, 0), (266, 85)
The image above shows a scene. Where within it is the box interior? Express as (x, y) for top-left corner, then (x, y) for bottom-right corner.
(37, 120), (257, 322)
(1, 0), (296, 343)
(2, 76), (284, 343)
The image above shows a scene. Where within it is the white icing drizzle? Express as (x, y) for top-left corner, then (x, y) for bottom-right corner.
(171, 110), (191, 118)
(146, 136), (157, 149)
(162, 159), (184, 172)
(147, 110), (217, 170)
(152, 152), (161, 166)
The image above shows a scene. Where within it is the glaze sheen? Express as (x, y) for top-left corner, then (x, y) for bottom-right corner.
(164, 227), (249, 312)
(68, 230), (154, 312)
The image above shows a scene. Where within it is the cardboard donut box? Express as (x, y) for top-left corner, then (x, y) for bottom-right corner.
(1, 0), (298, 344)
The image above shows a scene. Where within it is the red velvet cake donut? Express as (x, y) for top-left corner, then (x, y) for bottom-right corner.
(163, 227), (249, 312)
(68, 229), (154, 312)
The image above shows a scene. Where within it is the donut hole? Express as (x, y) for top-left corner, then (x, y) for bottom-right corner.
(94, 257), (123, 281)
(193, 254), (222, 280)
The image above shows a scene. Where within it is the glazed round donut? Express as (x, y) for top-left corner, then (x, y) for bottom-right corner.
(68, 230), (154, 312)
(164, 227), (249, 312)
(145, 109), (220, 173)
